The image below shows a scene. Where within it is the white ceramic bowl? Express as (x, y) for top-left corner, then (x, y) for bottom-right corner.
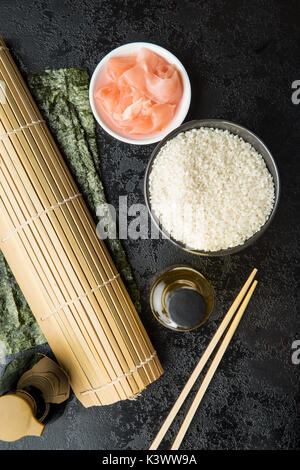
(89, 42), (191, 145)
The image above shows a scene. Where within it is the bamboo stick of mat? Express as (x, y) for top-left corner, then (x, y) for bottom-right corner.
(149, 269), (257, 450)
(0, 37), (163, 407)
(171, 280), (258, 450)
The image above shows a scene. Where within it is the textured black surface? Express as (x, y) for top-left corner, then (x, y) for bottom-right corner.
(0, 0), (299, 450)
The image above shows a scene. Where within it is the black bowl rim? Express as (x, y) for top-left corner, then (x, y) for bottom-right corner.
(144, 119), (281, 256)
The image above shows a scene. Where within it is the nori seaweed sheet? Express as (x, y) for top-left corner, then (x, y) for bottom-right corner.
(0, 68), (140, 358)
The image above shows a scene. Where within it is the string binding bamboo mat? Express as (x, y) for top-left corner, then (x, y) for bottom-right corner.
(0, 38), (163, 407)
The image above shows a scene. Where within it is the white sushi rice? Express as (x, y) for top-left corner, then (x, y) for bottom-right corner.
(149, 127), (275, 251)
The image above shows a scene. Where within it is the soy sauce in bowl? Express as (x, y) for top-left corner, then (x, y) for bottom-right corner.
(150, 265), (214, 332)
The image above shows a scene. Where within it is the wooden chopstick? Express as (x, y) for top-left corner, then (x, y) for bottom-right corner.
(171, 279), (258, 450)
(149, 268), (257, 450)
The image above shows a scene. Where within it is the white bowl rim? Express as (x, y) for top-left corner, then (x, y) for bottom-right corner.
(89, 41), (191, 145)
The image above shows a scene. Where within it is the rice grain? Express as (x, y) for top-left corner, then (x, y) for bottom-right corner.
(149, 127), (275, 251)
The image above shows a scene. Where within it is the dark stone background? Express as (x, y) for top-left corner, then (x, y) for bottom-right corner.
(0, 0), (299, 451)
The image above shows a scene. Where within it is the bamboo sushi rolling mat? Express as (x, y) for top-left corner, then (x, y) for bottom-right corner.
(0, 66), (142, 357)
(0, 37), (163, 407)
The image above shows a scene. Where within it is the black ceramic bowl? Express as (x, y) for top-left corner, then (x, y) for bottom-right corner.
(144, 119), (280, 256)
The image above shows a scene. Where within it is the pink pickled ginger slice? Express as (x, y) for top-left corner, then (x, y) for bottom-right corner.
(94, 47), (183, 137)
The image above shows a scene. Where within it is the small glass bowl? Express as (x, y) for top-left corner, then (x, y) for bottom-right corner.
(150, 265), (214, 332)
(144, 119), (280, 256)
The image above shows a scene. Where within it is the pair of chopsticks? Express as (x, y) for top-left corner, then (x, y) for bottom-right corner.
(149, 268), (258, 450)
